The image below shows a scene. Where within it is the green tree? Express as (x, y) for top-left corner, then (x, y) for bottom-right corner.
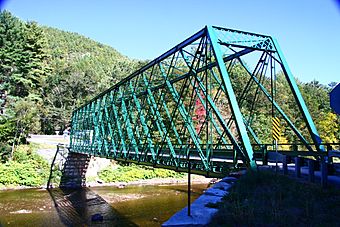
(0, 10), (25, 97)
(0, 11), (51, 152)
(318, 112), (339, 143)
(41, 26), (144, 132)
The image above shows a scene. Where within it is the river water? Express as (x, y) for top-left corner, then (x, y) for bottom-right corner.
(0, 183), (208, 226)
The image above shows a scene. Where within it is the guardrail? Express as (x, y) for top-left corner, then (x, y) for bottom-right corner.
(254, 142), (340, 187)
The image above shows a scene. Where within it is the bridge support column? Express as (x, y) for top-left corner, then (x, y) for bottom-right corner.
(262, 148), (268, 166)
(60, 152), (90, 188)
(320, 156), (328, 188)
(295, 157), (301, 178)
(308, 159), (315, 182)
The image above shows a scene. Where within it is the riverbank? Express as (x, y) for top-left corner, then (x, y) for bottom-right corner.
(0, 174), (214, 191)
(87, 174), (213, 187)
(0, 141), (215, 191)
(163, 176), (237, 227)
(209, 170), (340, 226)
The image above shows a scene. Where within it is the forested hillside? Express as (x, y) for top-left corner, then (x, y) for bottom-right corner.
(0, 11), (144, 156)
(41, 26), (145, 133)
(0, 10), (339, 160)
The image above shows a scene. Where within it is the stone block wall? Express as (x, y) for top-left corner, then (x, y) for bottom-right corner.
(59, 152), (90, 188)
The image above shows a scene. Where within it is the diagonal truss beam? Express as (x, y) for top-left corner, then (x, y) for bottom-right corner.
(70, 25), (322, 176)
(207, 26), (255, 168)
(271, 38), (324, 151)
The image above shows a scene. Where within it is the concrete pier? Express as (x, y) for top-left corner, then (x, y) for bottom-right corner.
(162, 177), (237, 227)
(59, 152), (90, 188)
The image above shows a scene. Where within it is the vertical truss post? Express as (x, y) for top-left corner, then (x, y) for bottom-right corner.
(99, 96), (110, 156)
(157, 90), (186, 165)
(70, 111), (76, 149)
(119, 88), (139, 159)
(159, 63), (210, 171)
(90, 101), (98, 152)
(103, 94), (117, 156)
(180, 51), (229, 146)
(78, 106), (86, 152)
(208, 68), (262, 145)
(127, 94), (143, 153)
(129, 80), (156, 161)
(142, 75), (178, 165)
(94, 98), (104, 154)
(207, 26), (256, 168)
(237, 59), (313, 152)
(158, 90), (183, 146)
(109, 91), (127, 157)
(271, 38), (324, 152)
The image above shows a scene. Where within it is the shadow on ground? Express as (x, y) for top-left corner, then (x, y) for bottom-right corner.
(48, 187), (138, 226)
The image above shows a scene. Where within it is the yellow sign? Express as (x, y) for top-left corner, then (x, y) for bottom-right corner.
(272, 117), (281, 141)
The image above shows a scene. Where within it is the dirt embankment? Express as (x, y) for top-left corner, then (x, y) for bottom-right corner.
(0, 175), (215, 191)
(86, 175), (214, 188)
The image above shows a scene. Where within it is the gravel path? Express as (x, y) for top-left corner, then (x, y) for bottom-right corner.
(28, 134), (69, 164)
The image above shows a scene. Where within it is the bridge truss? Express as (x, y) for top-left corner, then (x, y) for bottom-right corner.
(70, 26), (323, 176)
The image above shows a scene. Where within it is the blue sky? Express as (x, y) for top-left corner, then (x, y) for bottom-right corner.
(1, 0), (339, 85)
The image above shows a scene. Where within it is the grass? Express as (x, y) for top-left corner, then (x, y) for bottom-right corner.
(98, 164), (185, 183)
(209, 170), (340, 227)
(30, 142), (56, 150)
(44, 137), (69, 143)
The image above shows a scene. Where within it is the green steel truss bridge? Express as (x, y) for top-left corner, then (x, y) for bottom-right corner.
(69, 26), (324, 177)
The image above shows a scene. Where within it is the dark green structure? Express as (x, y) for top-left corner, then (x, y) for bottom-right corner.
(330, 83), (340, 115)
(69, 26), (323, 176)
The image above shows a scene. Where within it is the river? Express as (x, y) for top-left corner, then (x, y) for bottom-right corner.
(0, 183), (208, 226)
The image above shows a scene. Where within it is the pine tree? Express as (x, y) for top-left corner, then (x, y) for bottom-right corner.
(0, 11), (52, 151)
(21, 21), (51, 96)
(0, 10), (25, 99)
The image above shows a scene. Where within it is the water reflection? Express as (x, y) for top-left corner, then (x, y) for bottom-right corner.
(48, 188), (137, 226)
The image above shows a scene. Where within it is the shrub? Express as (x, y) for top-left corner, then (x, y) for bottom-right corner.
(98, 164), (184, 183)
(0, 145), (49, 187)
(0, 142), (11, 163)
